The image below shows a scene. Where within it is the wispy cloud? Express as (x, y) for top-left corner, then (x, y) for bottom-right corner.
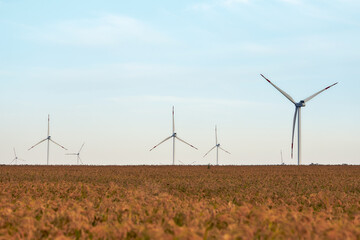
(222, 0), (250, 6)
(278, 0), (302, 5)
(226, 43), (276, 55)
(110, 95), (266, 107)
(190, 0), (250, 11)
(0, 70), (12, 76)
(26, 14), (171, 47)
(191, 3), (214, 11)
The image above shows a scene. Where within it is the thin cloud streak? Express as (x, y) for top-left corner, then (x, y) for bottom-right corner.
(223, 0), (250, 6)
(25, 14), (172, 47)
(109, 95), (269, 107)
(190, 0), (250, 11)
(278, 0), (302, 5)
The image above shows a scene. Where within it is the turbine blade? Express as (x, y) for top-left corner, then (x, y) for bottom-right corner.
(303, 82), (338, 103)
(10, 158), (16, 164)
(215, 125), (218, 145)
(28, 138), (47, 150)
(149, 136), (172, 151)
(13, 148), (17, 158)
(291, 107), (299, 159)
(18, 158), (26, 162)
(65, 153), (77, 155)
(79, 156), (83, 164)
(175, 136), (198, 150)
(48, 114), (50, 136)
(172, 106), (175, 134)
(203, 145), (216, 157)
(178, 160), (185, 165)
(261, 74), (296, 104)
(78, 143), (85, 153)
(50, 139), (67, 150)
(219, 146), (231, 154)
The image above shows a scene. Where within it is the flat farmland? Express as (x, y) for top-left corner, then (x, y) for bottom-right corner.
(0, 165), (359, 239)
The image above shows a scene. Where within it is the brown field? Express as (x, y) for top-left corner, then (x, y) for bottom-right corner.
(0, 165), (359, 239)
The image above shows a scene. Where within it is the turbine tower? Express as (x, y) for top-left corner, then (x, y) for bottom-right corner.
(28, 114), (67, 165)
(10, 148), (25, 165)
(65, 143), (85, 165)
(261, 74), (337, 165)
(150, 106), (198, 165)
(203, 125), (230, 165)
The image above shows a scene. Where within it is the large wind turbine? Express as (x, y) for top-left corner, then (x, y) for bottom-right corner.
(28, 114), (67, 165)
(10, 148), (25, 165)
(203, 125), (230, 165)
(261, 74), (338, 165)
(65, 143), (85, 165)
(150, 106), (198, 165)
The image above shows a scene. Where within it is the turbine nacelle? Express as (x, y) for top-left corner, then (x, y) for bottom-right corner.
(172, 133), (177, 137)
(296, 101), (306, 107)
(216, 143), (220, 147)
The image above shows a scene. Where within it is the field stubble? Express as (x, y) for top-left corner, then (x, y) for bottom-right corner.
(0, 165), (359, 239)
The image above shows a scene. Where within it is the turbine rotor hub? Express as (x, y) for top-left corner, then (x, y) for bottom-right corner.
(296, 101), (306, 107)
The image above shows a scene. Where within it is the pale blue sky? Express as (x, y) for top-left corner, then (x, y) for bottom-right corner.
(1, 0), (359, 165)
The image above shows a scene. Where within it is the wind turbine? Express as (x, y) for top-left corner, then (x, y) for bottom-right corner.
(150, 106), (198, 165)
(261, 74), (338, 165)
(203, 125), (230, 165)
(178, 160), (196, 165)
(10, 148), (25, 165)
(65, 143), (85, 165)
(28, 114), (67, 165)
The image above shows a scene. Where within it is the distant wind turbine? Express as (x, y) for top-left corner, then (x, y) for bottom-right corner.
(150, 106), (198, 165)
(261, 74), (338, 165)
(178, 160), (196, 165)
(28, 114), (67, 165)
(10, 148), (25, 165)
(203, 125), (230, 165)
(65, 143), (85, 165)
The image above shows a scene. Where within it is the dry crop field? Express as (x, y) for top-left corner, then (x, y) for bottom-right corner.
(0, 165), (359, 239)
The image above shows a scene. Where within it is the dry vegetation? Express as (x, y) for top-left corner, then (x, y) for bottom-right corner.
(0, 165), (359, 239)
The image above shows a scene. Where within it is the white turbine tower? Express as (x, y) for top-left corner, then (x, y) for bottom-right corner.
(261, 74), (338, 165)
(150, 106), (198, 165)
(10, 148), (25, 165)
(203, 125), (230, 165)
(66, 143), (85, 165)
(28, 114), (67, 165)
